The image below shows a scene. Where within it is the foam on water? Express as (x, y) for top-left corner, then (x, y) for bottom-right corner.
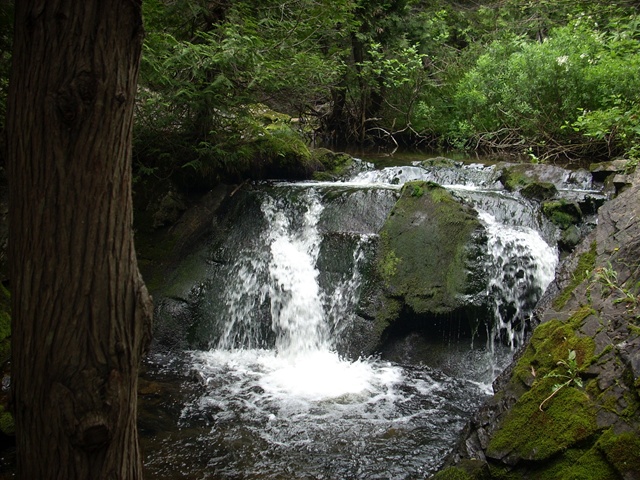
(190, 348), (402, 405)
(144, 169), (572, 478)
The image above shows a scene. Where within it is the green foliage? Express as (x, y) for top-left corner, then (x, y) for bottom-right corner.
(131, 0), (640, 180)
(2, 0), (638, 166)
(411, 6), (640, 159)
(457, 19), (625, 153)
(591, 262), (640, 316)
(136, 0), (352, 184)
(539, 349), (584, 411)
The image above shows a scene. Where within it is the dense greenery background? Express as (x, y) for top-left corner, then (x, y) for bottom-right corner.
(1, 0), (640, 185)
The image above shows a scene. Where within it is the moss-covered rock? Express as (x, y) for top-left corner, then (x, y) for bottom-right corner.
(420, 156), (459, 168)
(431, 467), (474, 480)
(432, 460), (489, 480)
(499, 167), (532, 192)
(542, 199), (583, 229)
(369, 181), (486, 339)
(596, 428), (640, 478)
(438, 171), (640, 479)
(311, 148), (354, 181)
(487, 385), (598, 463)
(589, 158), (630, 183)
(498, 163), (579, 193)
(552, 241), (596, 310)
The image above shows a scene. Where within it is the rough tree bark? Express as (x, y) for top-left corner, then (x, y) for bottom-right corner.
(5, 1), (152, 478)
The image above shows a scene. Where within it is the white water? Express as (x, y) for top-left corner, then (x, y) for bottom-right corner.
(147, 163), (571, 478)
(263, 191), (329, 355)
(202, 188), (403, 403)
(480, 211), (558, 347)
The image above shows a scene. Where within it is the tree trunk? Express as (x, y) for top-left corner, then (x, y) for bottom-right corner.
(5, 1), (152, 478)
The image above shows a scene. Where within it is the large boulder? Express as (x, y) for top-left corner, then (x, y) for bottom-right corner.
(357, 181), (487, 351)
(436, 170), (640, 480)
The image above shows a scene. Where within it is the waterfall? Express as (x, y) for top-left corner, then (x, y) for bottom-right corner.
(198, 187), (401, 402)
(216, 190), (330, 353)
(262, 191), (328, 356)
(479, 211), (558, 353)
(142, 160), (592, 479)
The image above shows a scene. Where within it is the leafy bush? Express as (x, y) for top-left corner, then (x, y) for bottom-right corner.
(429, 13), (640, 160)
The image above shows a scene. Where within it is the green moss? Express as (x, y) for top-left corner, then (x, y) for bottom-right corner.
(597, 428), (640, 477)
(542, 199), (583, 229)
(499, 168), (532, 192)
(373, 297), (403, 339)
(380, 250), (401, 283)
(538, 446), (619, 480)
(490, 313), (599, 462)
(567, 305), (596, 328)
(486, 465), (520, 480)
(520, 181), (557, 201)
(512, 318), (595, 387)
(410, 184), (424, 197)
(620, 367), (640, 419)
(429, 185), (452, 203)
(553, 241), (597, 310)
(420, 157), (458, 168)
(376, 181), (482, 316)
(311, 148), (353, 180)
(487, 383), (597, 461)
(628, 322), (640, 336)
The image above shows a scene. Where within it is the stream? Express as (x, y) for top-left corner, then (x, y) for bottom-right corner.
(139, 158), (601, 479)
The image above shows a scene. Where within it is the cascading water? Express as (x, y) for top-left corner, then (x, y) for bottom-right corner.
(141, 159), (597, 479)
(480, 211), (558, 350)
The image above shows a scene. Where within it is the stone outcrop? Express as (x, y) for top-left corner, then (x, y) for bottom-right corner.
(356, 181), (487, 351)
(435, 170), (640, 480)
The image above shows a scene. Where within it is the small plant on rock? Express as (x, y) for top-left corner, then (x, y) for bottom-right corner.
(539, 349), (583, 411)
(591, 262), (640, 317)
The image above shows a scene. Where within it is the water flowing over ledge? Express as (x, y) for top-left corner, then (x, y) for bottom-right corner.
(141, 159), (602, 479)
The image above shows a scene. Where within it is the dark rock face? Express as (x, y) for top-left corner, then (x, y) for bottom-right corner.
(436, 171), (640, 480)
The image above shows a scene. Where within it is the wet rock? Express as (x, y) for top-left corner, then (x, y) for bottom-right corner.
(589, 158), (630, 182)
(519, 181), (557, 201)
(558, 224), (582, 250)
(420, 156), (460, 168)
(499, 163), (592, 192)
(311, 148), (357, 180)
(438, 170), (640, 480)
(542, 199), (582, 229)
(612, 173), (633, 193)
(364, 181), (488, 346)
